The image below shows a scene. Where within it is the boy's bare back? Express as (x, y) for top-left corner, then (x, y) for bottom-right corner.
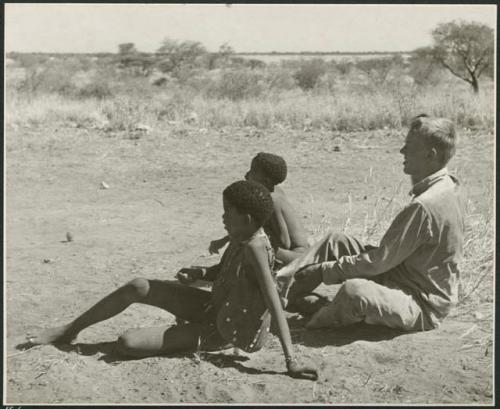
(266, 187), (309, 264)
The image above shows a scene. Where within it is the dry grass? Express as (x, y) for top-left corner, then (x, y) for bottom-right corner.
(6, 64), (494, 133)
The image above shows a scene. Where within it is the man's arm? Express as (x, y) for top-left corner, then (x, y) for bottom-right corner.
(321, 202), (432, 284)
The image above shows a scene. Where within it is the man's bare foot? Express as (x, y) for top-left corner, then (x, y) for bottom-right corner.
(28, 325), (76, 345)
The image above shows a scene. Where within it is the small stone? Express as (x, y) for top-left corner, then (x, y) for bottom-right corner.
(66, 232), (73, 242)
(134, 123), (152, 133)
(100, 181), (109, 189)
(42, 258), (53, 264)
(333, 146), (341, 152)
(474, 311), (484, 320)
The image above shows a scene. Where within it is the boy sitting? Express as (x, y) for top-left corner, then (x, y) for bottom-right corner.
(209, 152), (309, 266)
(29, 180), (317, 380)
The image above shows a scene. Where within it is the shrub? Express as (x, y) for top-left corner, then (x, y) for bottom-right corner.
(208, 69), (267, 100)
(77, 80), (113, 99)
(293, 59), (327, 90)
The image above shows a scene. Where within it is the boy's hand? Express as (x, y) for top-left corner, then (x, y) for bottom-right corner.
(208, 238), (226, 255)
(286, 359), (318, 381)
(176, 268), (204, 285)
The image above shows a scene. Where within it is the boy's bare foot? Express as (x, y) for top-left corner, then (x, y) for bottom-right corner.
(28, 325), (76, 345)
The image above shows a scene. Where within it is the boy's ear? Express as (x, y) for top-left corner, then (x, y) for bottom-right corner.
(244, 213), (253, 226)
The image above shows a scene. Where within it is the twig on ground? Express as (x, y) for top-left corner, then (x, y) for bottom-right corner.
(7, 345), (43, 359)
(459, 324), (478, 339)
(153, 198), (166, 207)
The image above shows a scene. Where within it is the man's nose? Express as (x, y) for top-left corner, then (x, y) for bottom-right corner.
(244, 172), (249, 180)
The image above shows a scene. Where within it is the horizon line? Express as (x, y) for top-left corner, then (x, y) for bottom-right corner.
(6, 50), (416, 55)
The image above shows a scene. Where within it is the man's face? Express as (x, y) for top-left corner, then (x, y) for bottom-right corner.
(400, 130), (433, 180)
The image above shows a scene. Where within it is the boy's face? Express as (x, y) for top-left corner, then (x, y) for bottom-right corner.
(245, 163), (268, 185)
(222, 197), (253, 240)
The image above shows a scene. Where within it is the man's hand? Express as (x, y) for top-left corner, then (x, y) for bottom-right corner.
(287, 263), (323, 301)
(176, 268), (204, 285)
(286, 359), (319, 381)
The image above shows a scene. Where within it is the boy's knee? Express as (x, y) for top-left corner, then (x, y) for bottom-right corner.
(115, 333), (134, 355)
(127, 278), (150, 299)
(116, 331), (142, 356)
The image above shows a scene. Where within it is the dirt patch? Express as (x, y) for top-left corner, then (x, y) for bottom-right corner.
(5, 125), (494, 404)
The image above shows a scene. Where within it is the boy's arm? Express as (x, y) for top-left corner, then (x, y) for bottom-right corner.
(203, 264), (221, 281)
(176, 264), (220, 284)
(245, 241), (317, 380)
(208, 235), (230, 255)
(268, 205), (291, 249)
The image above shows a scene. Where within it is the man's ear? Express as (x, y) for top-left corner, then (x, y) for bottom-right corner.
(427, 147), (439, 161)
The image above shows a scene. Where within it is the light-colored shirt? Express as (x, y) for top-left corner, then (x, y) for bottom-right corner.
(320, 168), (466, 327)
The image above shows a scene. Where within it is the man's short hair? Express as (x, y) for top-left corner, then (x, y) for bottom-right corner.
(251, 152), (288, 185)
(223, 180), (273, 227)
(409, 114), (457, 165)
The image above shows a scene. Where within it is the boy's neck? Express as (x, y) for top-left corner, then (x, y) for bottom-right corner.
(231, 227), (262, 244)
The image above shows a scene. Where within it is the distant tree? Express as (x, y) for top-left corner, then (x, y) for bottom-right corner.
(118, 43), (137, 54)
(118, 54), (156, 76)
(356, 55), (403, 85)
(427, 20), (494, 93)
(408, 47), (442, 86)
(207, 43), (235, 70)
(247, 58), (266, 70)
(156, 38), (207, 73)
(293, 59), (326, 90)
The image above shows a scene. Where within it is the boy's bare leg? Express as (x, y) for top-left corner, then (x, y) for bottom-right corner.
(115, 324), (204, 358)
(29, 279), (210, 345)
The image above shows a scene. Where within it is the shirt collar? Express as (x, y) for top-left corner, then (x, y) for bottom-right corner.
(410, 167), (449, 197)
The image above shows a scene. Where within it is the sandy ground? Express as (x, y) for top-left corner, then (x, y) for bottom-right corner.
(5, 124), (494, 404)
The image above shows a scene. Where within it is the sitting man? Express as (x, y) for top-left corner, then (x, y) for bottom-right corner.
(276, 114), (465, 332)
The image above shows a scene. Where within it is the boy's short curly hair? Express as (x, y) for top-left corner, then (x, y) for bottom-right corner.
(223, 180), (274, 227)
(251, 152), (287, 185)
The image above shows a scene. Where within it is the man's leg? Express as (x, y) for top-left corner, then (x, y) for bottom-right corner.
(305, 278), (425, 331)
(276, 231), (369, 310)
(29, 279), (211, 345)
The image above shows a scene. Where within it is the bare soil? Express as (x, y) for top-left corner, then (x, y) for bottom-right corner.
(5, 124), (494, 404)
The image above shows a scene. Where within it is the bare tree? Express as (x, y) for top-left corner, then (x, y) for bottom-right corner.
(428, 20), (493, 93)
(118, 43), (137, 55)
(156, 38), (207, 73)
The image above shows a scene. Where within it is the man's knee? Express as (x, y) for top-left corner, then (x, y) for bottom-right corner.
(341, 278), (373, 301)
(126, 278), (150, 299)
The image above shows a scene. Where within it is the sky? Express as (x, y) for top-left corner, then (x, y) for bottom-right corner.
(5, 4), (497, 54)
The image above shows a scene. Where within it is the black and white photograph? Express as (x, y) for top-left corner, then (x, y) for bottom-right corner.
(4, 3), (496, 405)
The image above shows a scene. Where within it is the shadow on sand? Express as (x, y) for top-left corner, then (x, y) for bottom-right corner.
(286, 314), (409, 347)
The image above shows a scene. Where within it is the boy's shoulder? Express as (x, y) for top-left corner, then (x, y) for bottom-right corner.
(271, 186), (288, 207)
(244, 233), (270, 251)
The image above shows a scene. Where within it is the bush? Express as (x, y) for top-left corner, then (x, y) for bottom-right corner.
(293, 59), (327, 90)
(208, 69), (267, 100)
(77, 80), (113, 99)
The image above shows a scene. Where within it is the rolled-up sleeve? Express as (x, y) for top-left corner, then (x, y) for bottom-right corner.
(321, 202), (433, 284)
